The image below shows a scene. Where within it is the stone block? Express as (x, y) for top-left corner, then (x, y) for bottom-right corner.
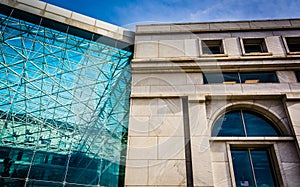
(44, 12), (67, 23)
(95, 20), (119, 32)
(158, 137), (185, 159)
(191, 137), (214, 186)
(135, 41), (159, 58)
(71, 12), (96, 25)
(159, 40), (185, 58)
(15, 4), (42, 16)
(250, 20), (291, 29)
(224, 38), (241, 57)
(148, 160), (186, 185)
(277, 142), (300, 163)
(128, 116), (149, 137)
(241, 83), (290, 94)
(19, 0), (46, 9)
(130, 98), (154, 116)
(289, 83), (300, 92)
(210, 142), (228, 162)
(281, 163), (300, 187)
(286, 102), (300, 135)
(149, 116), (184, 137)
(127, 137), (158, 159)
(212, 162), (232, 187)
(265, 36), (285, 56)
(46, 4), (72, 17)
(277, 71), (297, 83)
(209, 22), (250, 31)
(186, 73), (203, 85)
(136, 25), (171, 33)
(189, 102), (209, 137)
(184, 39), (199, 57)
(290, 20), (300, 27)
(125, 160), (148, 185)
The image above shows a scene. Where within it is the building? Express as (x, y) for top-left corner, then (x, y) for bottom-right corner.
(0, 0), (300, 187)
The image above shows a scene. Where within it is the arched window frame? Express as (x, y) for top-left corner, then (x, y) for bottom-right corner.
(210, 108), (293, 187)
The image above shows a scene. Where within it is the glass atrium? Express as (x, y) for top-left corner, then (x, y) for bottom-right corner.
(0, 5), (132, 187)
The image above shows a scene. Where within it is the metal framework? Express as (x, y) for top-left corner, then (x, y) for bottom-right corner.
(0, 9), (132, 187)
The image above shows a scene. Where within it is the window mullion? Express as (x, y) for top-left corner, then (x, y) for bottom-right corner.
(240, 110), (247, 136)
(248, 149), (258, 187)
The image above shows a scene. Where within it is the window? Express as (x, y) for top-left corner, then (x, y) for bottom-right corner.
(212, 110), (279, 137)
(231, 148), (277, 187)
(201, 39), (225, 55)
(203, 72), (278, 84)
(242, 38), (268, 54)
(212, 109), (282, 187)
(284, 36), (300, 53)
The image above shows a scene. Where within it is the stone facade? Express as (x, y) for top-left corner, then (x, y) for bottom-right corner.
(126, 20), (300, 186)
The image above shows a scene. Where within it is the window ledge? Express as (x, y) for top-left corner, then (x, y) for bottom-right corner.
(210, 137), (294, 141)
(201, 54), (228, 57)
(243, 52), (272, 56)
(287, 52), (300, 55)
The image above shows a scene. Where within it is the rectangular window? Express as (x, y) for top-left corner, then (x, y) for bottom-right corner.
(203, 72), (278, 84)
(240, 72), (278, 83)
(242, 38), (268, 54)
(231, 148), (278, 187)
(201, 39), (225, 55)
(285, 37), (300, 53)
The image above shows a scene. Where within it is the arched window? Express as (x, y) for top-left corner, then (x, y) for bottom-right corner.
(212, 110), (280, 137)
(212, 109), (282, 187)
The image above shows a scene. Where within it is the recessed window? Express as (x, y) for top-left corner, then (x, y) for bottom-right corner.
(201, 40), (224, 55)
(242, 38), (268, 54)
(203, 72), (278, 84)
(212, 110), (279, 137)
(231, 148), (277, 187)
(285, 37), (300, 53)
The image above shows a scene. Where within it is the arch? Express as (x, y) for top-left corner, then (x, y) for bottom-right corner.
(212, 109), (280, 136)
(210, 103), (289, 136)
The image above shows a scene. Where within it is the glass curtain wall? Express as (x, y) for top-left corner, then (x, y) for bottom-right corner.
(0, 7), (132, 187)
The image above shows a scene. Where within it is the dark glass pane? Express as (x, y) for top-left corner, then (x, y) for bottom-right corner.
(295, 71), (300, 82)
(212, 111), (245, 136)
(27, 180), (63, 187)
(0, 177), (26, 187)
(245, 44), (263, 53)
(202, 40), (223, 54)
(243, 111), (278, 136)
(240, 72), (278, 83)
(288, 43), (300, 52)
(231, 150), (255, 187)
(286, 37), (300, 52)
(251, 150), (276, 187)
(204, 73), (239, 84)
(203, 46), (222, 54)
(66, 153), (100, 185)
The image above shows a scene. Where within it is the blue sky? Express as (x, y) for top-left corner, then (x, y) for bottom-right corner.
(41, 0), (300, 30)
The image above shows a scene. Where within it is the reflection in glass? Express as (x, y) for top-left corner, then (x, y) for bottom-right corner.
(212, 110), (279, 137)
(212, 111), (245, 136)
(231, 150), (255, 187)
(0, 7), (132, 187)
(231, 149), (276, 187)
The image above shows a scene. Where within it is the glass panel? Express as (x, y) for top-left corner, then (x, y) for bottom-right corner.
(240, 72), (278, 83)
(243, 111), (278, 136)
(202, 40), (223, 54)
(204, 73), (239, 84)
(286, 37), (300, 52)
(231, 150), (255, 187)
(212, 111), (245, 136)
(295, 71), (300, 82)
(0, 10), (132, 187)
(251, 150), (276, 187)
